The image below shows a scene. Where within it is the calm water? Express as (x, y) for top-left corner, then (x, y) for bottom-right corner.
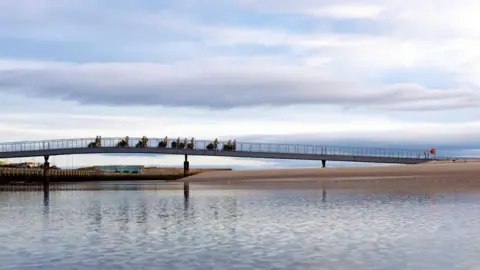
(1, 182), (480, 269)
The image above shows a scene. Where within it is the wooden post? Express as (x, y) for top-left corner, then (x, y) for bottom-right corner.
(322, 160), (326, 168)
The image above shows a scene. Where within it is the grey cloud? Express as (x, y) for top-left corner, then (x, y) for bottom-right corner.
(0, 60), (478, 110)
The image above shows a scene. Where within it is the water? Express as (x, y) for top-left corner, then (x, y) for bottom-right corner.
(1, 183), (480, 269)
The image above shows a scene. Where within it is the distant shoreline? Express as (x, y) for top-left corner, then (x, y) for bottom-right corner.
(0, 167), (231, 184)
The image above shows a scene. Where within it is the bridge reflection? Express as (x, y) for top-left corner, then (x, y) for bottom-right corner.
(43, 189), (49, 217)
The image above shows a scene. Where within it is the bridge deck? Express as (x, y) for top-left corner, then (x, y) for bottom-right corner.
(0, 137), (447, 164)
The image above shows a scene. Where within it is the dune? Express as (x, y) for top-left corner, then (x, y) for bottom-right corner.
(183, 160), (480, 184)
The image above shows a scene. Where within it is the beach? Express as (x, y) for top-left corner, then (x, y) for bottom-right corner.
(182, 160), (480, 191)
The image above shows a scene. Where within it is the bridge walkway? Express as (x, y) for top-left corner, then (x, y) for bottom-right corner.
(0, 137), (447, 164)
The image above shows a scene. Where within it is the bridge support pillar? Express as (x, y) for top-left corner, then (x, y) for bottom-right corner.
(322, 160), (326, 168)
(183, 154), (190, 177)
(43, 155), (50, 191)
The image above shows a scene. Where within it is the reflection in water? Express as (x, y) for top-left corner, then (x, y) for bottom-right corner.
(43, 190), (49, 207)
(43, 189), (49, 217)
(118, 198), (130, 233)
(1, 184), (480, 269)
(184, 182), (190, 198)
(184, 194), (189, 216)
(136, 199), (148, 224)
(87, 199), (102, 231)
(43, 182), (49, 193)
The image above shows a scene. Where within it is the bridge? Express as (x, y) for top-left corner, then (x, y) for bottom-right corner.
(0, 136), (447, 165)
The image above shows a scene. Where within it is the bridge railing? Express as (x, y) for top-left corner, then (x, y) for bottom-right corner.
(0, 137), (442, 160)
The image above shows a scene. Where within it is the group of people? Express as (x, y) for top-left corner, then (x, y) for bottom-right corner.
(93, 136), (237, 150)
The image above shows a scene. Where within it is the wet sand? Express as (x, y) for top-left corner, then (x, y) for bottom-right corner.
(183, 160), (480, 188)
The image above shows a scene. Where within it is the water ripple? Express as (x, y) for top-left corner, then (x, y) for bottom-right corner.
(1, 188), (480, 269)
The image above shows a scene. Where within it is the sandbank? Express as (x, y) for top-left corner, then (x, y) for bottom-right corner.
(183, 160), (480, 185)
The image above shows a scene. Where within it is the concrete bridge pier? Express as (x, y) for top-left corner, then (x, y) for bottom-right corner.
(184, 154), (190, 177)
(43, 155), (50, 191)
(322, 160), (326, 168)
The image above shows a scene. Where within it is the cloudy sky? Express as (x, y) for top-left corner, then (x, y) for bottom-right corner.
(1, 0), (480, 169)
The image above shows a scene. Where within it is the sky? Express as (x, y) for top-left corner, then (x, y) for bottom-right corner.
(1, 0), (480, 169)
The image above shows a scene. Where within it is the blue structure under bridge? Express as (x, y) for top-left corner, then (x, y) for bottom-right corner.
(94, 165), (145, 174)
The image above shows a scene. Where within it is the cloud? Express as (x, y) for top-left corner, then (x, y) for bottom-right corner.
(2, 0), (480, 168)
(0, 58), (478, 110)
(1, 106), (480, 151)
(303, 3), (385, 19)
(0, 0), (479, 111)
(0, 104), (412, 142)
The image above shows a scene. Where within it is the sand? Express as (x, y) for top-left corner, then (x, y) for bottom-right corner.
(177, 160), (480, 195)
(141, 167), (231, 175)
(183, 160), (480, 184)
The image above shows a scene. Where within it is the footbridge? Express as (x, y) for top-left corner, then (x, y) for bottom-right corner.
(0, 136), (447, 165)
